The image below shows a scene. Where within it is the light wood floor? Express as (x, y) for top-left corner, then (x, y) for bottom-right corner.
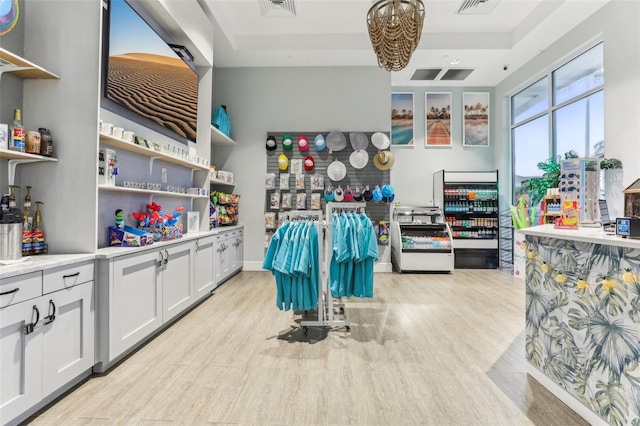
(29, 270), (586, 425)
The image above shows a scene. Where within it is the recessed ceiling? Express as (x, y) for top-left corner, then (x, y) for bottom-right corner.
(202, 0), (611, 87)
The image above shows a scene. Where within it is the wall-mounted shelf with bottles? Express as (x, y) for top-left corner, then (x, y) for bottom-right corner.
(210, 125), (235, 146)
(98, 185), (208, 200)
(0, 48), (60, 79)
(99, 133), (208, 171)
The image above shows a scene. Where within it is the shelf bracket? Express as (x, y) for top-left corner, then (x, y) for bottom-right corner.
(149, 157), (160, 175)
(8, 159), (40, 186)
(190, 168), (196, 182)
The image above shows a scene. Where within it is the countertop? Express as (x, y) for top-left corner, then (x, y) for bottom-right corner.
(0, 225), (243, 279)
(517, 223), (640, 249)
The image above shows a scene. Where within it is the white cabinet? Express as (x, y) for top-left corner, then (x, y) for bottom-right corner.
(214, 229), (243, 286)
(0, 262), (94, 425)
(194, 236), (215, 299)
(110, 250), (163, 360)
(162, 243), (195, 322)
(42, 281), (94, 397)
(0, 300), (43, 424)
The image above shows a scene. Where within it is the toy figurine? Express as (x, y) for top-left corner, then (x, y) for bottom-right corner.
(115, 209), (124, 229)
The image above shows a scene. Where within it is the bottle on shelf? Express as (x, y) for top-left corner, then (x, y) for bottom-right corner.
(9, 109), (26, 152)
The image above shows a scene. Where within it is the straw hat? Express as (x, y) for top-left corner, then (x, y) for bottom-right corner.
(373, 151), (395, 170)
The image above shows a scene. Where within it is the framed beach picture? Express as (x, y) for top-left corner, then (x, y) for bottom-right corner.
(462, 92), (490, 147)
(391, 92), (414, 146)
(425, 92), (452, 147)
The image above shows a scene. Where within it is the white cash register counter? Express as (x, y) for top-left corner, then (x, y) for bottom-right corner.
(518, 224), (640, 426)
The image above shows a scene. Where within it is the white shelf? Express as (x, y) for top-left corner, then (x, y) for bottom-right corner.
(210, 177), (234, 186)
(0, 48), (59, 79)
(98, 185), (208, 200)
(0, 149), (58, 162)
(99, 133), (209, 171)
(210, 125), (235, 146)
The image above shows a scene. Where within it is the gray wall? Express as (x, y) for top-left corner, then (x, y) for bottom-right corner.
(213, 66), (390, 264)
(389, 86), (496, 207)
(494, 0), (640, 210)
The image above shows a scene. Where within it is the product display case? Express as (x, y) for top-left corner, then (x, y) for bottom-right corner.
(434, 170), (499, 269)
(390, 206), (454, 273)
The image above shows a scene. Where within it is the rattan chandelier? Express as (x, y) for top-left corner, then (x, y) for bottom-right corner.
(367, 0), (425, 72)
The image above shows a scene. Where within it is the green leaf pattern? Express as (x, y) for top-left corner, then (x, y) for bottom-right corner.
(526, 236), (640, 425)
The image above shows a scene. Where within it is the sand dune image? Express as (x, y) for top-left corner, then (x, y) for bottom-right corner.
(106, 54), (198, 141)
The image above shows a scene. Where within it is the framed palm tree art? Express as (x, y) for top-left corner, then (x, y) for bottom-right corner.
(462, 92), (490, 147)
(425, 92), (452, 147)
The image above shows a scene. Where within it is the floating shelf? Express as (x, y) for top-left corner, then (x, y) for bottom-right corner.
(0, 149), (59, 185)
(98, 185), (208, 200)
(0, 48), (59, 79)
(99, 133), (208, 171)
(210, 177), (234, 186)
(210, 125), (235, 146)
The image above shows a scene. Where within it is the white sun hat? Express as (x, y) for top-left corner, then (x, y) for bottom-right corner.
(371, 132), (390, 150)
(326, 131), (347, 153)
(349, 132), (369, 151)
(349, 150), (369, 169)
(327, 159), (347, 181)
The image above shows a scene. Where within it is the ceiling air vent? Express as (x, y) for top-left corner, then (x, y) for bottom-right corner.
(456, 0), (500, 15)
(260, 0), (296, 17)
(410, 69), (443, 81)
(440, 69), (474, 81)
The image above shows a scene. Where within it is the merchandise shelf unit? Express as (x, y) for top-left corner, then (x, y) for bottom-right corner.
(542, 194), (562, 224)
(0, 148), (58, 186)
(434, 170), (499, 269)
(390, 206), (454, 273)
(210, 177), (234, 186)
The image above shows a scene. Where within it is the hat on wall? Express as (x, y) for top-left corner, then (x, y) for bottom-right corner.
(303, 155), (315, 171)
(324, 184), (335, 202)
(371, 132), (390, 150)
(314, 134), (326, 152)
(373, 150), (395, 170)
(327, 159), (347, 181)
(266, 136), (277, 151)
(282, 134), (293, 150)
(349, 132), (369, 151)
(298, 135), (309, 152)
(363, 186), (373, 202)
(381, 184), (394, 198)
(349, 150), (369, 169)
(333, 186), (344, 202)
(278, 154), (289, 171)
(353, 186), (363, 201)
(325, 131), (347, 153)
(343, 186), (354, 202)
(372, 185), (383, 202)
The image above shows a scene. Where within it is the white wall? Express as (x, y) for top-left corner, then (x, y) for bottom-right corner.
(389, 86), (496, 206)
(494, 0), (640, 207)
(213, 66), (390, 263)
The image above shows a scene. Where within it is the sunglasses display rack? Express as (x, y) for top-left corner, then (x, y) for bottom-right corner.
(559, 157), (600, 225)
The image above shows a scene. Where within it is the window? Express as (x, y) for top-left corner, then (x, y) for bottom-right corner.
(511, 42), (604, 203)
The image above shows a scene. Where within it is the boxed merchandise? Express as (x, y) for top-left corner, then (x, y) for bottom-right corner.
(210, 167), (217, 180)
(109, 225), (153, 247)
(218, 170), (234, 184)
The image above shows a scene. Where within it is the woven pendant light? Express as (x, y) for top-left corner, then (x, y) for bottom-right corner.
(367, 0), (425, 72)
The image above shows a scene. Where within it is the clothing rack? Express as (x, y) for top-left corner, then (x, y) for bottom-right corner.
(299, 202), (367, 331)
(282, 210), (323, 222)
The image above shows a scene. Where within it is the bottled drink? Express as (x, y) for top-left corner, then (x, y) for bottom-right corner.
(10, 109), (25, 152)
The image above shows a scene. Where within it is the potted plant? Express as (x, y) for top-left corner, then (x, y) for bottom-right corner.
(519, 151), (579, 206)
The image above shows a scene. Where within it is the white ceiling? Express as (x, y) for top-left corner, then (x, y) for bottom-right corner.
(202, 0), (610, 87)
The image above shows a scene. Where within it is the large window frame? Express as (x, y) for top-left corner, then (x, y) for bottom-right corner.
(510, 41), (604, 204)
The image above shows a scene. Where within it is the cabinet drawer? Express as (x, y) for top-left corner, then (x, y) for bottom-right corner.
(0, 271), (42, 308)
(43, 261), (95, 294)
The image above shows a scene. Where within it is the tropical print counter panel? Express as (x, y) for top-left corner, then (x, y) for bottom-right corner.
(525, 236), (640, 426)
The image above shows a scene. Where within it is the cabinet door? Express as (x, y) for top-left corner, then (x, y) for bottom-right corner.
(111, 250), (162, 359)
(162, 242), (194, 323)
(42, 281), (95, 397)
(233, 232), (244, 272)
(0, 301), (43, 424)
(214, 236), (224, 285)
(194, 236), (215, 299)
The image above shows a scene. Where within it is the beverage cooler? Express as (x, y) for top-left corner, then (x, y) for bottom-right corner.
(433, 170), (499, 269)
(390, 206), (454, 273)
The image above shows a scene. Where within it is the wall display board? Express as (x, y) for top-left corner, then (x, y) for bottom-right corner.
(264, 131), (391, 243)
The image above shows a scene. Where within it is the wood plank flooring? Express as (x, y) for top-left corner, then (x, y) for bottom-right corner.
(28, 270), (587, 425)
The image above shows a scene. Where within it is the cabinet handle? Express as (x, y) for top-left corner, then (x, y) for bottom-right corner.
(157, 251), (164, 268)
(195, 240), (200, 252)
(62, 272), (80, 279)
(25, 305), (40, 335)
(164, 249), (169, 264)
(44, 299), (56, 325)
(0, 288), (19, 296)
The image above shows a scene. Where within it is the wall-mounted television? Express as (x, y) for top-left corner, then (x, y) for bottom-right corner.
(102, 0), (198, 143)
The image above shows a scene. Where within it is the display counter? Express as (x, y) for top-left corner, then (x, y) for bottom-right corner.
(518, 224), (640, 425)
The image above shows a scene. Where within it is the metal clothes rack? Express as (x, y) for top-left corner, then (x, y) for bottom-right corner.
(298, 202), (367, 332)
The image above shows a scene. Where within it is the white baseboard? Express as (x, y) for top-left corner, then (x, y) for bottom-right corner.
(244, 261), (393, 273)
(526, 363), (608, 426)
